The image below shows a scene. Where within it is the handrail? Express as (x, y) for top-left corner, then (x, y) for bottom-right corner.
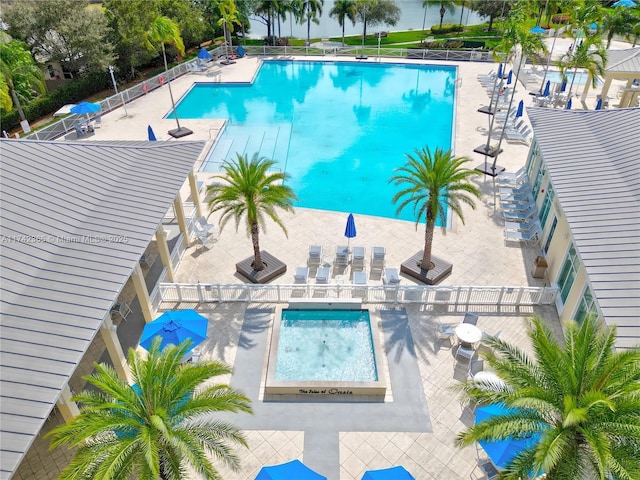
(157, 283), (557, 308)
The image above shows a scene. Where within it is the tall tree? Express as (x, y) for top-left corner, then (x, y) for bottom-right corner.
(456, 315), (640, 480)
(207, 153), (297, 272)
(558, 37), (606, 100)
(355, 0), (378, 46)
(216, 0), (240, 60)
(390, 147), (480, 271)
(2, 0), (114, 75)
(472, 0), (512, 31)
(366, 0), (401, 32)
(156, 0), (208, 49)
(423, 0), (455, 30)
(603, 7), (639, 49)
(330, 0), (358, 46)
(299, 0), (324, 46)
(46, 338), (252, 480)
(0, 40), (46, 122)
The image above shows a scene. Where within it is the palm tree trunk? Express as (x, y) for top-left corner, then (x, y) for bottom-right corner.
(342, 23), (345, 46)
(251, 223), (265, 270)
(459, 1), (465, 26)
(439, 6), (445, 29)
(422, 220), (435, 270)
(307, 15), (311, 45)
(10, 89), (26, 122)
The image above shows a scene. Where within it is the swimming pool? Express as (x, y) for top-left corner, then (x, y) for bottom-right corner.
(265, 304), (387, 396)
(173, 60), (456, 222)
(544, 70), (599, 86)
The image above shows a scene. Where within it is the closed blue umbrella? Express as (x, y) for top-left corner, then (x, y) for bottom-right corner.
(560, 80), (567, 92)
(255, 460), (326, 480)
(147, 125), (157, 141)
(140, 310), (208, 354)
(497, 63), (503, 79)
(197, 47), (212, 60)
(543, 80), (550, 97)
(362, 466), (415, 480)
(566, 98), (572, 110)
(595, 98), (603, 110)
(507, 70), (513, 85)
(515, 100), (524, 118)
(613, 0), (636, 6)
(344, 213), (357, 250)
(475, 404), (545, 474)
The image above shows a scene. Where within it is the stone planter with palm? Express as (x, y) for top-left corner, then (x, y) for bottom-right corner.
(391, 146), (480, 285)
(207, 153), (297, 283)
(46, 337), (253, 479)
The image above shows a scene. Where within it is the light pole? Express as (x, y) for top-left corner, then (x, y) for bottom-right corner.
(108, 66), (128, 117)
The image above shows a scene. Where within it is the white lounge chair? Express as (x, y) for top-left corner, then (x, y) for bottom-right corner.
(334, 245), (349, 268)
(315, 267), (330, 284)
(504, 226), (541, 244)
(502, 198), (536, 212)
(504, 219), (540, 232)
(352, 246), (365, 271)
(506, 126), (532, 144)
(497, 167), (528, 186)
(503, 204), (537, 223)
(308, 245), (322, 267)
(383, 267), (401, 285)
(371, 246), (386, 271)
(196, 216), (216, 235)
(294, 267), (309, 284)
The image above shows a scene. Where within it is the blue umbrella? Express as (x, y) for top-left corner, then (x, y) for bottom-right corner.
(566, 98), (572, 110)
(530, 25), (546, 34)
(543, 80), (550, 97)
(140, 309), (208, 354)
(497, 63), (503, 79)
(255, 460), (327, 480)
(589, 22), (599, 30)
(560, 80), (567, 92)
(515, 100), (524, 118)
(197, 47), (212, 60)
(507, 70), (513, 85)
(344, 213), (356, 250)
(362, 466), (415, 480)
(70, 101), (101, 115)
(147, 125), (157, 141)
(475, 404), (544, 473)
(613, 0), (636, 6)
(595, 98), (603, 110)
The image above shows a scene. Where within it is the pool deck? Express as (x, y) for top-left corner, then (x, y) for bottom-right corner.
(64, 54), (578, 480)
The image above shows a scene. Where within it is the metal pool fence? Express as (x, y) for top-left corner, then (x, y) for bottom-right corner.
(154, 283), (557, 308)
(22, 46), (490, 141)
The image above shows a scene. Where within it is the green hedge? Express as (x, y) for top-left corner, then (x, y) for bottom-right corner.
(431, 24), (464, 35)
(1, 71), (111, 133)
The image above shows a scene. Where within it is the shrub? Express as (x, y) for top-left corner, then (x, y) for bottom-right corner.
(431, 24), (464, 35)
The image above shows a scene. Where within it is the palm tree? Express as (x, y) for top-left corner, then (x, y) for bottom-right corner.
(456, 315), (640, 480)
(330, 0), (357, 46)
(0, 39), (45, 123)
(558, 37), (606, 101)
(216, 0), (239, 60)
(207, 153), (297, 272)
(299, 0), (324, 46)
(423, 0), (455, 30)
(146, 16), (190, 136)
(46, 337), (253, 480)
(390, 146), (480, 271)
(603, 7), (638, 49)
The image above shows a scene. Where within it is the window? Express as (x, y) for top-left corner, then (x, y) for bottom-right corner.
(543, 216), (557, 253)
(532, 161), (545, 199)
(557, 243), (579, 303)
(539, 184), (555, 228)
(575, 286), (599, 324)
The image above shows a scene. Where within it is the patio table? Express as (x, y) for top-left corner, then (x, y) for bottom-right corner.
(455, 323), (482, 348)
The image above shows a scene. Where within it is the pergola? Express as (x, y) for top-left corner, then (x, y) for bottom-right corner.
(581, 47), (640, 108)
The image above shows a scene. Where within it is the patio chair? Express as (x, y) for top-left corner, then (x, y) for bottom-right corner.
(504, 219), (540, 233)
(196, 216), (216, 236)
(308, 245), (322, 268)
(479, 460), (500, 480)
(334, 245), (349, 268)
(294, 267), (309, 284)
(506, 126), (532, 144)
(498, 182), (530, 198)
(140, 251), (157, 268)
(383, 267), (401, 285)
(463, 312), (479, 325)
(503, 205), (537, 223)
(437, 320), (455, 346)
(455, 344), (475, 363)
(73, 122), (85, 137)
(469, 359), (484, 379)
(370, 246), (386, 271)
(315, 266), (330, 284)
(93, 114), (102, 128)
(193, 219), (215, 245)
(499, 191), (533, 205)
(501, 198), (536, 213)
(111, 301), (132, 322)
(504, 226), (541, 245)
(351, 246), (365, 271)
(352, 270), (367, 299)
(497, 166), (527, 183)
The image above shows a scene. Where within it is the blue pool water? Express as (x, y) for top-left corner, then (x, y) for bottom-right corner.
(544, 70), (599, 86)
(173, 61), (456, 222)
(275, 309), (377, 382)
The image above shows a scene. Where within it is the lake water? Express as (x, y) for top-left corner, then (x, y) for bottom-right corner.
(247, 0), (486, 40)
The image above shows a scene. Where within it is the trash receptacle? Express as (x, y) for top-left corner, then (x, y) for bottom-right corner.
(532, 255), (548, 278)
